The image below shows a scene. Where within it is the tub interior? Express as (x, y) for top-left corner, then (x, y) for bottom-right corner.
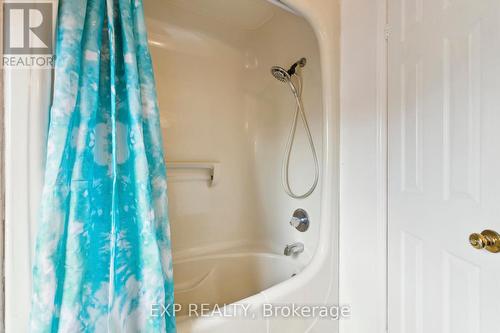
(173, 253), (302, 319)
(144, 0), (323, 306)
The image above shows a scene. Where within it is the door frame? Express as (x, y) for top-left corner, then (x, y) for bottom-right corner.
(0, 2), (5, 331)
(339, 0), (388, 332)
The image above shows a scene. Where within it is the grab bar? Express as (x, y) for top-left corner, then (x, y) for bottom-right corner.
(166, 162), (220, 186)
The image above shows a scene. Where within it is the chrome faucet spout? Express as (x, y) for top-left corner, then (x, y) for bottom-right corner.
(284, 242), (304, 256)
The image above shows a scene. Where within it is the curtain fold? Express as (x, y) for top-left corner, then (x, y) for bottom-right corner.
(29, 0), (176, 331)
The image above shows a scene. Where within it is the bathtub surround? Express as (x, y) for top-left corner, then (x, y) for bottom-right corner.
(29, 0), (175, 331)
(144, 0), (339, 331)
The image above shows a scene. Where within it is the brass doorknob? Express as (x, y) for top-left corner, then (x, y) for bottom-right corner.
(469, 230), (500, 253)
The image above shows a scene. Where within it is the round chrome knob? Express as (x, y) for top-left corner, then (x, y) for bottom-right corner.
(290, 209), (309, 232)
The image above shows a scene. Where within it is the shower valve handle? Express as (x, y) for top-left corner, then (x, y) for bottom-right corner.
(289, 209), (309, 232)
(290, 217), (306, 228)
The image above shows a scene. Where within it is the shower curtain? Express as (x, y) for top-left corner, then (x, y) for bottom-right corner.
(29, 0), (176, 332)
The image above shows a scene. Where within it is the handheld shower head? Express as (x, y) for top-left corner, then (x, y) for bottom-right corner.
(270, 58), (307, 83)
(269, 57), (319, 199)
(271, 66), (291, 83)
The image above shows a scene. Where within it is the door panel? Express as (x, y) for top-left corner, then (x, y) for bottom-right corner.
(388, 0), (500, 332)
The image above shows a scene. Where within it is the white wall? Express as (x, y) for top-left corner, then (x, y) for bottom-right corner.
(4, 68), (51, 332)
(3, 3), (57, 330)
(339, 0), (387, 332)
(147, 2), (260, 255)
(145, 0), (323, 264)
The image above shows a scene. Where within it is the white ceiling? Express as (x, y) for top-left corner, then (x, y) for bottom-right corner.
(161, 0), (277, 31)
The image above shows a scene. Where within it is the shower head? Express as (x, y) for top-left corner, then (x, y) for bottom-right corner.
(271, 66), (291, 83)
(270, 57), (307, 83)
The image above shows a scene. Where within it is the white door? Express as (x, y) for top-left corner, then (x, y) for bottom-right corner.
(388, 0), (500, 332)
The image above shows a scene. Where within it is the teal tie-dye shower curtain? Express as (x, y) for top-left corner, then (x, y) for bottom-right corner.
(29, 0), (176, 331)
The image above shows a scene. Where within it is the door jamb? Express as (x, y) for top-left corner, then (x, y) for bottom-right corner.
(376, 0), (389, 331)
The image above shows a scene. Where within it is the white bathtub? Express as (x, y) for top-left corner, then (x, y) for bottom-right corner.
(173, 244), (337, 333)
(174, 252), (302, 320)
